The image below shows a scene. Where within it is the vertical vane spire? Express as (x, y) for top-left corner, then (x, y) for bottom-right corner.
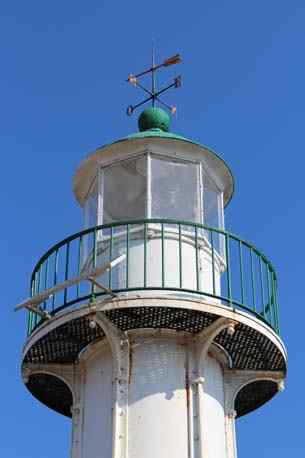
(126, 49), (182, 116)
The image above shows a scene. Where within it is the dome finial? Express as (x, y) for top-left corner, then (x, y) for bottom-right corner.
(125, 49), (182, 117)
(138, 107), (170, 132)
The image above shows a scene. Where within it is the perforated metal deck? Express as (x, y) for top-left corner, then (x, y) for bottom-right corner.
(23, 304), (286, 418)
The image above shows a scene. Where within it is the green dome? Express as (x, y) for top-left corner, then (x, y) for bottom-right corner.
(138, 107), (170, 132)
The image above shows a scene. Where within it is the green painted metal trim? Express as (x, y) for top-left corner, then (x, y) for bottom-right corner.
(27, 218), (279, 337)
(127, 128), (189, 141)
(31, 219), (277, 278)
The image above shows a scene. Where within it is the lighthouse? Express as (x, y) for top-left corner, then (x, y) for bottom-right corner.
(17, 55), (287, 458)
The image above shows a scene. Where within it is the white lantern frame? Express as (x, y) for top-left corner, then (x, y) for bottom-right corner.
(83, 150), (225, 231)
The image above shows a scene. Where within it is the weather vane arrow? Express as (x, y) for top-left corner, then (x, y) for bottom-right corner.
(126, 50), (182, 116)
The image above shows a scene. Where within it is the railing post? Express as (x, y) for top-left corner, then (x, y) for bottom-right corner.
(265, 263), (271, 325)
(91, 228), (97, 300)
(161, 223), (165, 288)
(144, 222), (147, 288)
(195, 226), (199, 291)
(52, 249), (59, 311)
(35, 268), (41, 327)
(274, 275), (280, 334)
(126, 224), (130, 289)
(27, 278), (35, 336)
(250, 248), (256, 312)
(225, 234), (232, 305)
(259, 257), (265, 319)
(77, 235), (83, 298)
(43, 258), (49, 311)
(211, 231), (216, 295)
(64, 242), (70, 305)
(178, 223), (182, 289)
(239, 241), (245, 305)
(109, 226), (113, 289)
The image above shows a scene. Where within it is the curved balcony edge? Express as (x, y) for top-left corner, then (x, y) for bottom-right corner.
(27, 219), (280, 336)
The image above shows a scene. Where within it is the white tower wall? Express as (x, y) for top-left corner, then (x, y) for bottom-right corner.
(127, 337), (188, 458)
(81, 345), (113, 458)
(94, 228), (223, 299)
(74, 331), (229, 458)
(203, 356), (226, 457)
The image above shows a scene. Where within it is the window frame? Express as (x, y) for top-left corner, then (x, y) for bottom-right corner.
(83, 150), (225, 230)
(83, 176), (98, 229)
(201, 164), (224, 230)
(148, 152), (202, 223)
(99, 153), (149, 224)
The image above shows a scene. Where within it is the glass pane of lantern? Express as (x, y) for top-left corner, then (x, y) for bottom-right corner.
(84, 178), (98, 228)
(203, 173), (225, 257)
(151, 155), (199, 222)
(102, 155), (147, 223)
(202, 173), (223, 229)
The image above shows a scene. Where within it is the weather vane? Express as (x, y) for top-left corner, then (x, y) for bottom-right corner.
(126, 49), (182, 116)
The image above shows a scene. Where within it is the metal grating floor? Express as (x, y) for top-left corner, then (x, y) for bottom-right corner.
(23, 305), (286, 418)
(24, 306), (285, 371)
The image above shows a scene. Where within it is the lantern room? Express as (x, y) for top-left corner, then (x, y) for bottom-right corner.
(71, 107), (234, 302)
(78, 108), (232, 232)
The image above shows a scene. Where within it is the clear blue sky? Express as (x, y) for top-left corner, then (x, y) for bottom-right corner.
(1, 1), (304, 456)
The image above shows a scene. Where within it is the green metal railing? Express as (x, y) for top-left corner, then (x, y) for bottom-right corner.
(27, 219), (280, 336)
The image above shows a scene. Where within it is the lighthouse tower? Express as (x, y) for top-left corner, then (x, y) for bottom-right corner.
(18, 59), (287, 458)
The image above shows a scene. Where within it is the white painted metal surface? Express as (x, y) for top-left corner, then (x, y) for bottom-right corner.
(202, 356), (226, 458)
(82, 226), (224, 302)
(82, 344), (113, 458)
(127, 336), (188, 458)
(71, 326), (238, 458)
